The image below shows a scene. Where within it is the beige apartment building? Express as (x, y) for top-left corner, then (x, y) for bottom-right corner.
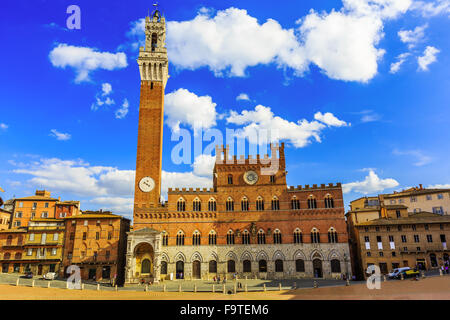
(347, 189), (450, 279)
(382, 185), (450, 215)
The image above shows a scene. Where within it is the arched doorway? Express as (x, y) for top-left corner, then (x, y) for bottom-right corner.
(134, 242), (154, 278)
(192, 260), (201, 279)
(176, 261), (184, 279)
(313, 259), (322, 278)
(38, 264), (43, 275)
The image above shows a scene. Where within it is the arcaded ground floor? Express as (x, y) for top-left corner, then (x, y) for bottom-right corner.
(125, 239), (352, 284)
(0, 274), (449, 300)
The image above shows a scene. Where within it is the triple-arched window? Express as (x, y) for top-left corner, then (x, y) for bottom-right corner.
(307, 195), (317, 209)
(241, 197), (249, 211)
(256, 196), (264, 211)
(208, 198), (217, 211)
(193, 198), (201, 211)
(271, 196), (280, 210)
(177, 198), (186, 212)
(324, 195), (334, 208)
(328, 227), (338, 243)
(226, 230), (235, 245)
(176, 230), (185, 246)
(192, 230), (201, 246)
(226, 197), (234, 211)
(273, 229), (282, 244)
(208, 230), (217, 245)
(293, 228), (303, 244)
(257, 229), (266, 244)
(242, 230), (251, 245)
(162, 231), (168, 246)
(311, 228), (320, 243)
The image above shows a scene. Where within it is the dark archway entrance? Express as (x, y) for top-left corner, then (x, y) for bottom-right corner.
(141, 259), (151, 274)
(313, 259), (323, 278)
(37, 264), (43, 275)
(430, 253), (438, 268)
(176, 261), (184, 279)
(193, 260), (201, 279)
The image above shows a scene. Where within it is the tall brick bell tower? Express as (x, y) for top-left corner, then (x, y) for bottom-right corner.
(133, 9), (168, 223)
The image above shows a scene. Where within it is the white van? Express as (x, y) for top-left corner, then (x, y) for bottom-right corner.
(388, 267), (410, 279)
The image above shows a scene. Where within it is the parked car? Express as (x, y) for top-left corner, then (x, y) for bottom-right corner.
(388, 267), (410, 279)
(21, 271), (33, 279)
(43, 272), (57, 280)
(399, 269), (420, 279)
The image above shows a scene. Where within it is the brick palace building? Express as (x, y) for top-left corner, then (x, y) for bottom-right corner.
(124, 10), (351, 284)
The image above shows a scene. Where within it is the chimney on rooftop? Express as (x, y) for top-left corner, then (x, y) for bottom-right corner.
(419, 184), (423, 190)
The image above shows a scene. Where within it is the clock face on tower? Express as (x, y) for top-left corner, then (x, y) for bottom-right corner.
(139, 177), (155, 192)
(243, 171), (258, 185)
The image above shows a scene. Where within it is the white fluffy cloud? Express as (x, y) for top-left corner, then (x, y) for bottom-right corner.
(389, 52), (411, 73)
(226, 105), (348, 148)
(126, 1), (412, 82)
(410, 0), (450, 17)
(164, 88), (217, 133)
(88, 197), (134, 217)
(0, 123), (8, 130)
(342, 169), (399, 194)
(49, 129), (71, 141)
(49, 44), (128, 82)
(398, 24), (427, 49)
(417, 46), (440, 71)
(115, 99), (129, 119)
(314, 112), (349, 127)
(191, 154), (216, 177)
(236, 93), (251, 101)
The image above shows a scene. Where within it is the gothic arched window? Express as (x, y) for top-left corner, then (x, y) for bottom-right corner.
(325, 195), (334, 208)
(192, 230), (201, 246)
(176, 230), (185, 246)
(294, 228), (303, 244)
(227, 230), (235, 245)
(162, 231), (169, 246)
(273, 229), (282, 244)
(257, 229), (266, 244)
(208, 230), (217, 245)
(296, 259), (305, 272)
(256, 196), (264, 211)
(226, 197), (234, 211)
(160, 261), (168, 274)
(328, 227), (338, 243)
(193, 198), (201, 212)
(177, 198), (186, 212)
(311, 228), (320, 243)
(208, 198), (217, 211)
(307, 195), (317, 209)
(242, 230), (250, 245)
(331, 259), (341, 273)
(241, 197), (249, 211)
(271, 196), (280, 210)
(291, 196), (300, 210)
(275, 259), (284, 272)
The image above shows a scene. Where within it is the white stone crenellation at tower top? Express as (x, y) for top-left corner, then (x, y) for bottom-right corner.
(137, 11), (169, 86)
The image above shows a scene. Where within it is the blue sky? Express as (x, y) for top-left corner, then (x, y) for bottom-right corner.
(1, 0), (449, 218)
